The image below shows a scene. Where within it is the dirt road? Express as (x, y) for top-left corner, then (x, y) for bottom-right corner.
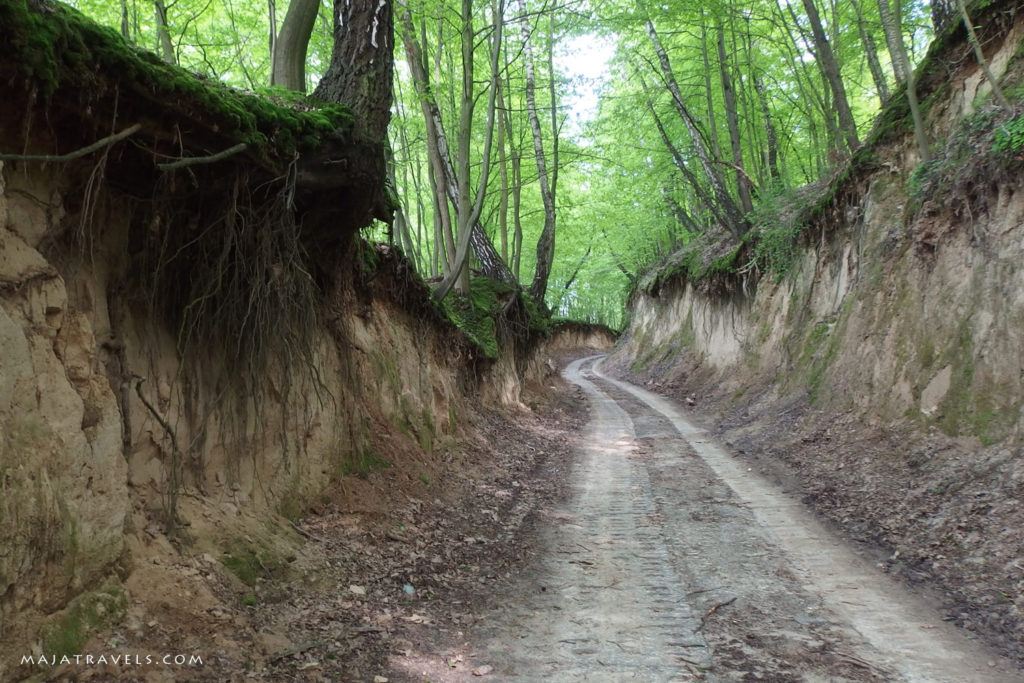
(463, 355), (1023, 681)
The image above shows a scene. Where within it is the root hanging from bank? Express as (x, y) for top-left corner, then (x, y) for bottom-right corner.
(134, 160), (333, 507)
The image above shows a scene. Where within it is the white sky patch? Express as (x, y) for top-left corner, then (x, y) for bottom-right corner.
(557, 33), (615, 133)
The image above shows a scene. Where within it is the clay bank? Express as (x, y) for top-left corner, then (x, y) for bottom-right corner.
(609, 0), (1024, 666)
(0, 0), (613, 678)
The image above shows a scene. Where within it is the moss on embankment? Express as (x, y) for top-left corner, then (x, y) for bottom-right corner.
(0, 0), (353, 162)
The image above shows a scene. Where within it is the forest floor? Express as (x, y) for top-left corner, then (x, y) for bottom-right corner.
(60, 353), (1023, 682)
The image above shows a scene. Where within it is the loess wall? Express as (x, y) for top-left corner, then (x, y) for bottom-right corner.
(0, 163), (607, 677)
(0, 164), (440, 669)
(610, 0), (1024, 658)
(618, 2), (1024, 448)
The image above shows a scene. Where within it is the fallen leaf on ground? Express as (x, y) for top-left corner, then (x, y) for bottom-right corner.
(403, 613), (430, 623)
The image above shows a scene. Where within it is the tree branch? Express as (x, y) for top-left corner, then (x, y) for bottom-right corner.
(157, 142), (248, 170)
(0, 123), (142, 162)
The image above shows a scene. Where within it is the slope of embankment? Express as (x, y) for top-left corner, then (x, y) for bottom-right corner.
(0, 1), (613, 678)
(607, 0), (1024, 664)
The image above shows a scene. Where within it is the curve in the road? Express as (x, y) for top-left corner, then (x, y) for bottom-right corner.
(589, 354), (1022, 683)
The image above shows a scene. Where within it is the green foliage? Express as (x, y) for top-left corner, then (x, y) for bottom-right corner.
(800, 321), (841, 403)
(910, 105), (1023, 209)
(68, 0), (334, 92)
(56, 0), (956, 331)
(746, 181), (831, 282)
(41, 586), (127, 659)
(1, 0), (352, 158)
(221, 552), (261, 586)
(993, 111), (1024, 154)
(341, 447), (392, 478)
(221, 543), (284, 587)
(751, 224), (802, 282)
(440, 277), (520, 359)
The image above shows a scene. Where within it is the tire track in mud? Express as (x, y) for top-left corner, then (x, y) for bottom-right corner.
(466, 355), (1024, 681)
(472, 356), (711, 680)
(586, 356), (1023, 683)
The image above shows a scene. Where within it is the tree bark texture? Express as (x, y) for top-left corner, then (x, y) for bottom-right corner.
(433, 0), (504, 300)
(646, 19), (747, 240)
(699, 12), (722, 161)
(397, 2), (516, 289)
(754, 76), (781, 181)
(313, 0), (394, 143)
(717, 21), (754, 214)
(271, 0), (319, 92)
(800, 0), (860, 153)
(877, 0), (907, 84)
(877, 0), (931, 160)
(519, 0), (557, 305)
(932, 0), (957, 33)
(153, 0), (175, 64)
(850, 0), (890, 106)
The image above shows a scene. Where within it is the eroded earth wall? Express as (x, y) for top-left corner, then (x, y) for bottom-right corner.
(610, 0), (1024, 660)
(619, 6), (1024, 448)
(0, 146), (610, 680)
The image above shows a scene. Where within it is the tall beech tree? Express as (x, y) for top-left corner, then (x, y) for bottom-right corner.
(878, 0), (930, 160)
(645, 17), (748, 240)
(799, 0), (860, 153)
(518, 0), (558, 304)
(73, 0), (951, 324)
(270, 0), (319, 91)
(396, 0), (514, 296)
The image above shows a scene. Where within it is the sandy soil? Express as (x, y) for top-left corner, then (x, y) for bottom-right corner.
(50, 351), (1024, 682)
(414, 356), (1021, 681)
(603, 343), (1024, 671)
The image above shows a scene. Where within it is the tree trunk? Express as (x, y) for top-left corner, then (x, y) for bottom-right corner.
(153, 0), (175, 64)
(313, 0), (393, 143)
(268, 0), (277, 71)
(877, 0), (907, 84)
(717, 20), (754, 214)
(547, 11), (561, 199)
(738, 24), (766, 185)
(397, 1), (516, 291)
(431, 0), (505, 300)
(120, 0), (130, 40)
(519, 0), (557, 305)
(800, 0), (859, 153)
(501, 57), (525, 280)
(507, 107), (524, 280)
(850, 0), (890, 106)
(932, 0), (957, 33)
(699, 11), (722, 161)
(878, 0), (931, 160)
(957, 0), (1011, 108)
(429, 162), (447, 275)
(270, 0), (319, 92)
(647, 96), (722, 232)
(497, 79), (510, 264)
(754, 76), (781, 181)
(398, 8), (457, 272)
(645, 19), (747, 240)
(665, 194), (701, 235)
(451, 0), (477, 296)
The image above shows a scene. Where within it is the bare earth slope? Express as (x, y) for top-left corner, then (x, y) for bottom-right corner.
(382, 355), (1023, 681)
